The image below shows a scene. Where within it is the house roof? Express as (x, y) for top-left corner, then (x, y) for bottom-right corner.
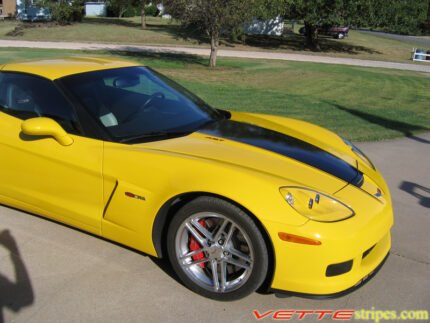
(0, 56), (139, 80)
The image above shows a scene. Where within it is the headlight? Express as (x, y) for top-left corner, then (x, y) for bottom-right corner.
(280, 187), (355, 222)
(343, 138), (375, 170)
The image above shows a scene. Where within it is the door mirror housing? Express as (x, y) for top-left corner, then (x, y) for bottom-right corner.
(21, 118), (74, 146)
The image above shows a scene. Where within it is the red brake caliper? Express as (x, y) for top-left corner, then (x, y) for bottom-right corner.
(189, 219), (207, 268)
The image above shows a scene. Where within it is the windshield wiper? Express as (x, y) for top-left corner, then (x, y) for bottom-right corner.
(120, 131), (192, 144)
(197, 118), (220, 130)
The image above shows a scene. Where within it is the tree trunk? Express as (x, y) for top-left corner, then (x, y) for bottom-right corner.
(304, 21), (320, 51)
(141, 0), (146, 29)
(209, 31), (219, 68)
(428, 0), (430, 21)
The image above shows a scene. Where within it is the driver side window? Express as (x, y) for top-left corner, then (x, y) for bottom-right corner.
(0, 72), (80, 134)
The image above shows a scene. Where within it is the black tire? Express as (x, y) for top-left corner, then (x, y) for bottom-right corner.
(337, 33), (345, 39)
(166, 196), (269, 301)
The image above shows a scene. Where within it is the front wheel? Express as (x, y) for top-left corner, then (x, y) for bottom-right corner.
(167, 196), (269, 301)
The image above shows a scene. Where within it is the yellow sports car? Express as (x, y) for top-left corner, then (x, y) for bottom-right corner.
(0, 57), (393, 301)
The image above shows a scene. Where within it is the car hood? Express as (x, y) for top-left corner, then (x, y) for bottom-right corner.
(140, 112), (362, 194)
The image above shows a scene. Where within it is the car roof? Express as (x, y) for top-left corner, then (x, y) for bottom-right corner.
(0, 56), (140, 80)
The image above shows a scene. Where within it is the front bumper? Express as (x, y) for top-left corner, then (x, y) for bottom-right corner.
(266, 188), (393, 296)
(273, 252), (390, 299)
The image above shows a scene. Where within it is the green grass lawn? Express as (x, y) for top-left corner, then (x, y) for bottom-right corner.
(0, 17), (201, 46)
(0, 47), (429, 142)
(0, 17), (425, 63)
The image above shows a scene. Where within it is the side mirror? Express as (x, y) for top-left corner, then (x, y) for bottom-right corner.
(21, 118), (74, 146)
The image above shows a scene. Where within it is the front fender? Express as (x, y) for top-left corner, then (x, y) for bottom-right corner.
(101, 142), (308, 256)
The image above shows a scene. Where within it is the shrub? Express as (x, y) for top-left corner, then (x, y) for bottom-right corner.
(122, 6), (140, 18)
(106, 0), (140, 18)
(46, 0), (83, 24)
(144, 3), (158, 17)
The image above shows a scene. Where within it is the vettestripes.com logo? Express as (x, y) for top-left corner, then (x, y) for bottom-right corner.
(252, 308), (429, 322)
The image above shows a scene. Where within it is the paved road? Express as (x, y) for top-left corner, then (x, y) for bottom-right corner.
(1, 39), (430, 73)
(1, 132), (429, 322)
(359, 30), (430, 48)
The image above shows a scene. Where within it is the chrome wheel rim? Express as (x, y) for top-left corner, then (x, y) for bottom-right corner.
(175, 212), (254, 293)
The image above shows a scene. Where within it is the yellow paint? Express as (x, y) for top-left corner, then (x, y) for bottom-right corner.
(0, 57), (393, 295)
(0, 113), (103, 234)
(1, 56), (138, 80)
(22, 118), (74, 146)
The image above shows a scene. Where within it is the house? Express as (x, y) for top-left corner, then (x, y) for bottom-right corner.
(1, 0), (15, 17)
(85, 1), (107, 17)
(1, 0), (27, 17)
(244, 16), (285, 36)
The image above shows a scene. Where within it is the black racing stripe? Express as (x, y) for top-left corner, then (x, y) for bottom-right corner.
(199, 120), (363, 187)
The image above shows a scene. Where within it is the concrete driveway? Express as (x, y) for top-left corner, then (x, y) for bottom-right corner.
(358, 30), (430, 48)
(1, 133), (429, 323)
(1, 40), (430, 74)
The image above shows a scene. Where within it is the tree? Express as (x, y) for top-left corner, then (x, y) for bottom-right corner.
(286, 0), (344, 50)
(428, 0), (430, 20)
(346, 0), (428, 34)
(108, 0), (134, 18)
(35, 0), (83, 23)
(164, 0), (256, 67)
(141, 0), (147, 29)
(253, 0), (289, 19)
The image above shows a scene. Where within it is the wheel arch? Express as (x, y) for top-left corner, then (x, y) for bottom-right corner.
(151, 191), (276, 291)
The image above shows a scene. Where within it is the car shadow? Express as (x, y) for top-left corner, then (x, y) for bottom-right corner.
(0, 230), (34, 323)
(1, 204), (187, 293)
(399, 181), (430, 209)
(1, 206), (281, 301)
(332, 104), (430, 144)
(148, 256), (184, 285)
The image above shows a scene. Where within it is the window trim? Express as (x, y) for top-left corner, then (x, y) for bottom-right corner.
(54, 78), (112, 141)
(0, 71), (85, 136)
(57, 66), (143, 143)
(56, 66), (224, 144)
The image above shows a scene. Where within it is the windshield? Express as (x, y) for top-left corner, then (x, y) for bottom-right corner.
(61, 66), (225, 142)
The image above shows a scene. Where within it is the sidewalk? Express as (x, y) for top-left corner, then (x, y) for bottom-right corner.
(1, 39), (430, 73)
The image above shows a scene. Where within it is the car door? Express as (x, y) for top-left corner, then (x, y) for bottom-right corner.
(0, 72), (103, 235)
